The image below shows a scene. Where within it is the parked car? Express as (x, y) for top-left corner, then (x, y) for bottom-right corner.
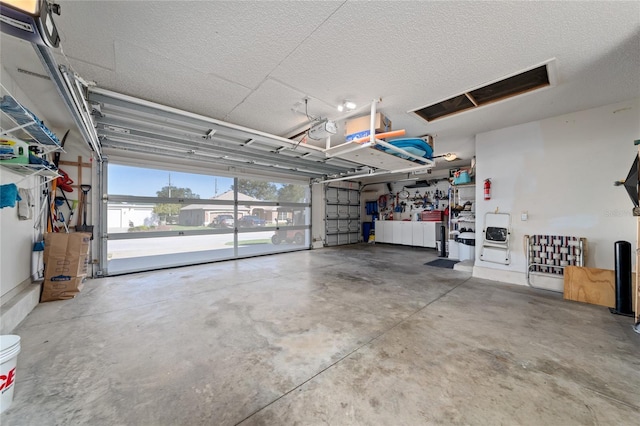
(238, 215), (265, 227)
(210, 214), (235, 228)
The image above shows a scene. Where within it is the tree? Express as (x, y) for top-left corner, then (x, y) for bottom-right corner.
(277, 184), (307, 203)
(154, 185), (200, 223)
(232, 179), (277, 200)
(156, 186), (199, 199)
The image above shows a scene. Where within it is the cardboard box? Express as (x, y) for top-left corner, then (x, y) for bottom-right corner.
(345, 112), (391, 141)
(42, 232), (91, 302)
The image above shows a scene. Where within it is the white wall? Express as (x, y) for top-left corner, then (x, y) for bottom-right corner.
(1, 72), (46, 299)
(0, 168), (39, 298)
(473, 98), (640, 288)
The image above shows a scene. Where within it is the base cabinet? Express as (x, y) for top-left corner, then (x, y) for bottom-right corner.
(377, 221), (389, 243)
(374, 221), (441, 248)
(412, 223), (425, 246)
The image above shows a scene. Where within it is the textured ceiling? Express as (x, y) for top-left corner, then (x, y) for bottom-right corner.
(2, 1), (639, 172)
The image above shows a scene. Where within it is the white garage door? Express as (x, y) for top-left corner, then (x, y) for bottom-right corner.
(325, 186), (360, 246)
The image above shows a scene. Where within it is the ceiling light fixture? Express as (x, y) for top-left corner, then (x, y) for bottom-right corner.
(432, 153), (458, 161)
(337, 100), (357, 112)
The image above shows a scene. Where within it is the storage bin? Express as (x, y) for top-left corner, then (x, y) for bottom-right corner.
(458, 232), (476, 261)
(421, 211), (442, 222)
(362, 222), (372, 241)
(453, 170), (471, 185)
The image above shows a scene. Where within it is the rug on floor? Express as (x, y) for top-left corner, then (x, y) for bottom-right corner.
(424, 259), (459, 269)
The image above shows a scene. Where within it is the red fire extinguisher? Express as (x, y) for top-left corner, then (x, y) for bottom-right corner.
(484, 178), (491, 200)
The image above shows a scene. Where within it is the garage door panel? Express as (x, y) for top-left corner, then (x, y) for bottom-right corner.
(104, 163), (310, 275)
(325, 186), (360, 247)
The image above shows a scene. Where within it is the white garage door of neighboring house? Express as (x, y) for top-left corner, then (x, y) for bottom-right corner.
(101, 162), (311, 276)
(107, 209), (122, 230)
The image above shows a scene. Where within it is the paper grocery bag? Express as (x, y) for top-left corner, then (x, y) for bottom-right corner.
(41, 232), (91, 302)
(40, 277), (85, 302)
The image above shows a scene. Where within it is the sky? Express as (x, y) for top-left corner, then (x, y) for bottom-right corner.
(108, 164), (234, 199)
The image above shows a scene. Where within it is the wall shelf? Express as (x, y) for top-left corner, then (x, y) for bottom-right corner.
(0, 163), (60, 183)
(1, 84), (63, 184)
(1, 86), (62, 149)
(448, 184), (476, 238)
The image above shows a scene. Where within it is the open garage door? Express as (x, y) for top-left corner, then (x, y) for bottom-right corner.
(101, 161), (310, 275)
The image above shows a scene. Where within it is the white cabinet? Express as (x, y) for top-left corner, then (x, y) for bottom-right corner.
(373, 221), (441, 248)
(412, 222), (425, 246)
(424, 222), (438, 248)
(391, 221), (402, 245)
(374, 221), (387, 243)
(400, 222), (413, 245)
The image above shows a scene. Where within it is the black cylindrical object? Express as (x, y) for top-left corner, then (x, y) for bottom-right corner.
(440, 225), (447, 257)
(614, 241), (633, 315)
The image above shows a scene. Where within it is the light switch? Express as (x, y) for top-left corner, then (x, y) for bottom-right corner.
(521, 211), (528, 221)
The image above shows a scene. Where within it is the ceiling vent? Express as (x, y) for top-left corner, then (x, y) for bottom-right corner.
(411, 61), (555, 122)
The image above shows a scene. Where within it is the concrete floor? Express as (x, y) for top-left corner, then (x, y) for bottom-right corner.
(2, 244), (639, 425)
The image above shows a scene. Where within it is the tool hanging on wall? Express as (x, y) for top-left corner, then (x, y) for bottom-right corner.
(55, 192), (77, 232)
(56, 169), (74, 192)
(52, 197), (68, 232)
(76, 184), (93, 239)
(47, 130), (69, 232)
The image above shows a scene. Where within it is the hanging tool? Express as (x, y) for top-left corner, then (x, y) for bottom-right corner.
(76, 184), (93, 238)
(52, 197), (68, 232)
(57, 188), (77, 231)
(47, 130), (69, 232)
(56, 169), (74, 192)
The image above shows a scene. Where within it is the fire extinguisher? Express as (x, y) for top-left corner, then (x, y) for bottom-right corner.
(484, 178), (491, 200)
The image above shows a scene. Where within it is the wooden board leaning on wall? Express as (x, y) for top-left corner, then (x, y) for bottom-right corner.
(564, 266), (636, 312)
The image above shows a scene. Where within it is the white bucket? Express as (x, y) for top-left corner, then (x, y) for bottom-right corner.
(0, 335), (21, 414)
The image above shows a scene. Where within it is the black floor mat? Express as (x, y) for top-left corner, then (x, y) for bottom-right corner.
(424, 259), (459, 269)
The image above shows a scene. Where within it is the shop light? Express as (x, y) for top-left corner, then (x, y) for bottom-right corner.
(432, 153), (458, 161)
